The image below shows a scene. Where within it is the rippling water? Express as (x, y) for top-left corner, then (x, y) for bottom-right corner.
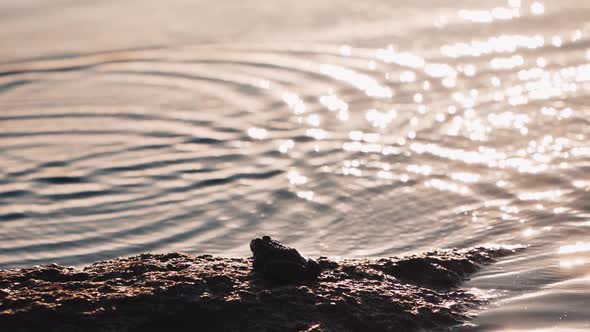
(2, 0), (590, 330)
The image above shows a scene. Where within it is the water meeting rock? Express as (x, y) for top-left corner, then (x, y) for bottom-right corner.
(0, 244), (516, 331)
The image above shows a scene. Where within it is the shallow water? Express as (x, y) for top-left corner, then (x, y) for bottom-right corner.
(1, 0), (590, 330)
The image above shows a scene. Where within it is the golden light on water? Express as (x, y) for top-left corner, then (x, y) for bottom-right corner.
(319, 64), (392, 98)
(375, 46), (425, 69)
(3, 0), (590, 329)
(426, 179), (470, 195)
(559, 242), (590, 255)
(559, 258), (588, 269)
(306, 128), (328, 140)
(319, 94), (349, 121)
(490, 55), (524, 69)
(247, 127), (269, 140)
(450, 172), (480, 183)
(287, 170), (307, 185)
(406, 164), (432, 176)
(282, 92), (307, 115)
(278, 139), (295, 153)
(518, 190), (564, 201)
(441, 34), (544, 58)
(365, 109), (397, 129)
(530, 2), (545, 15)
(458, 7), (520, 23)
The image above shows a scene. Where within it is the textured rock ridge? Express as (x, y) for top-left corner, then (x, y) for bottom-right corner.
(0, 247), (515, 331)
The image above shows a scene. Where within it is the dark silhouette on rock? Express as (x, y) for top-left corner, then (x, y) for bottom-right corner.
(0, 243), (517, 332)
(250, 235), (321, 283)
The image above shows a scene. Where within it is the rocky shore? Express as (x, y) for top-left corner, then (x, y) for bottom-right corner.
(0, 241), (515, 332)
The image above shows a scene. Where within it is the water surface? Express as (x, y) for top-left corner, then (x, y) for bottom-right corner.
(1, 1), (590, 330)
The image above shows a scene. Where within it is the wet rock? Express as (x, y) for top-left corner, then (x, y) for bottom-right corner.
(250, 235), (321, 283)
(0, 247), (516, 332)
(368, 248), (513, 289)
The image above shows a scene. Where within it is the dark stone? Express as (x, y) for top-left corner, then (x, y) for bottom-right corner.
(250, 235), (321, 283)
(0, 246), (518, 332)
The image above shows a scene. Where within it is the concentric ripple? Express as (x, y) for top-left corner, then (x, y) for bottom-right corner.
(1, 0), (590, 330)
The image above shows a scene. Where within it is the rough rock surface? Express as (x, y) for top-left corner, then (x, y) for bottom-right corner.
(0, 247), (514, 332)
(250, 235), (321, 283)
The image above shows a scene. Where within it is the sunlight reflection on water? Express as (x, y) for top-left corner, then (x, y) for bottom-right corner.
(1, 0), (590, 330)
